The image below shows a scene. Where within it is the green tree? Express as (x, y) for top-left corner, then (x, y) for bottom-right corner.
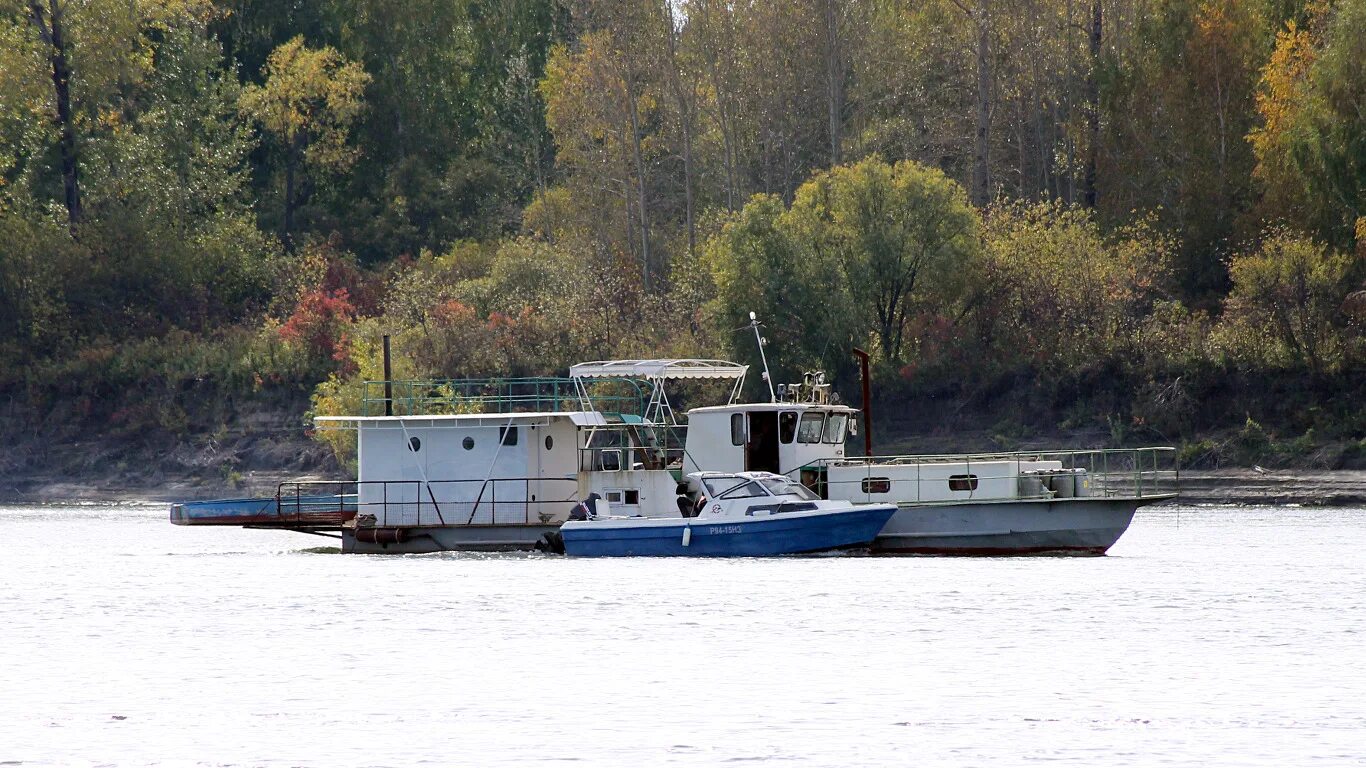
(702, 194), (856, 386)
(789, 157), (982, 363)
(1297, 0), (1366, 247)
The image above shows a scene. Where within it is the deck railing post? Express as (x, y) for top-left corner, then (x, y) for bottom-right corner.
(382, 335), (393, 417)
(1136, 449), (1143, 497)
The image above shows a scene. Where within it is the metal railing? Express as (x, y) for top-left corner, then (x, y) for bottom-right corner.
(271, 483), (358, 526)
(360, 377), (651, 417)
(278, 477), (580, 528)
(804, 447), (1178, 504)
(578, 445), (687, 472)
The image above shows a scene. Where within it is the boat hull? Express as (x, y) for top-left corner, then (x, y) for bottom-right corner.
(560, 505), (896, 557)
(341, 523), (560, 553)
(872, 495), (1172, 555)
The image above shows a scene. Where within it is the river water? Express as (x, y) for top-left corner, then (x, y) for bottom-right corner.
(1, 503), (1363, 767)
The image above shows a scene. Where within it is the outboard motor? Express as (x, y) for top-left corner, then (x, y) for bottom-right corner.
(534, 530), (565, 554)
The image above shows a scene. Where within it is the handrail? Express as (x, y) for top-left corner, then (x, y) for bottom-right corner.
(359, 376), (653, 417)
(578, 446), (686, 472)
(279, 477), (580, 528)
(801, 447), (1178, 503)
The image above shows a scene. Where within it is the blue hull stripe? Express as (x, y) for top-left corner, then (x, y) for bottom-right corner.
(561, 507), (895, 557)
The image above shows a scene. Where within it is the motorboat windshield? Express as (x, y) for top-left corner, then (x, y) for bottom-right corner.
(756, 476), (820, 500)
(703, 477), (765, 499)
(700, 474), (820, 501)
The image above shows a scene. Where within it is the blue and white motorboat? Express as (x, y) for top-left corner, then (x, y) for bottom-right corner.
(558, 471), (896, 557)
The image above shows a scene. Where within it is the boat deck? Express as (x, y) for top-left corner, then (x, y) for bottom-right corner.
(170, 494), (357, 530)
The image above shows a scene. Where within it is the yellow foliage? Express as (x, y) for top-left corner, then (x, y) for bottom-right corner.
(1249, 19), (1316, 208)
(239, 36), (370, 173)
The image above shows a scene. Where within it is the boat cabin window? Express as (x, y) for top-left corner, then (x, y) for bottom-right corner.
(861, 477), (891, 494)
(500, 426), (518, 446)
(600, 450), (622, 471)
(730, 414), (746, 446)
(949, 474), (979, 491)
(822, 413), (849, 444)
(605, 489), (640, 505)
(797, 412), (825, 443)
(779, 412), (798, 444)
(757, 477), (819, 500)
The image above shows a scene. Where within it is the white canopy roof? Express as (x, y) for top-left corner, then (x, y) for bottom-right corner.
(569, 359), (748, 380)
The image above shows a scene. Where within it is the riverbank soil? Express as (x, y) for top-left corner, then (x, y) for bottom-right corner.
(0, 390), (339, 502)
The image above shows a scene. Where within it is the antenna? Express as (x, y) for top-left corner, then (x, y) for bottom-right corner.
(748, 311), (776, 403)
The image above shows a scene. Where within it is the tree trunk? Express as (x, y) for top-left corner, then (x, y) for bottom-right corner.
(662, 1), (696, 259)
(28, 1), (81, 231)
(971, 0), (992, 207)
(823, 0), (843, 167)
(284, 140), (298, 252)
(1082, 0), (1101, 209)
(624, 74), (651, 288)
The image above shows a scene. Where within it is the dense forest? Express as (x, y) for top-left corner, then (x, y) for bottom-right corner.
(1, 0), (1364, 475)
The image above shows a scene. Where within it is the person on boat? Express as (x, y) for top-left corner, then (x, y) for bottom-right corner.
(569, 493), (604, 521)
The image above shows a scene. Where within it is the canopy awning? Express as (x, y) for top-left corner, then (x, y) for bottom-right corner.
(569, 359), (748, 380)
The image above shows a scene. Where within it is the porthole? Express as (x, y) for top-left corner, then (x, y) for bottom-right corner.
(408, 436), (421, 452)
(545, 435), (554, 451)
(462, 436), (474, 451)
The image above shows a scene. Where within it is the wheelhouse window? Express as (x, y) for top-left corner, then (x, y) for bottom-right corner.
(779, 411), (798, 444)
(797, 412), (825, 443)
(730, 413), (746, 446)
(500, 426), (518, 446)
(949, 474), (979, 491)
(823, 413), (849, 444)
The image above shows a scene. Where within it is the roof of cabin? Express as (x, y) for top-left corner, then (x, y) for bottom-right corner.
(315, 411), (641, 427)
(687, 402), (858, 415)
(570, 359), (748, 380)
